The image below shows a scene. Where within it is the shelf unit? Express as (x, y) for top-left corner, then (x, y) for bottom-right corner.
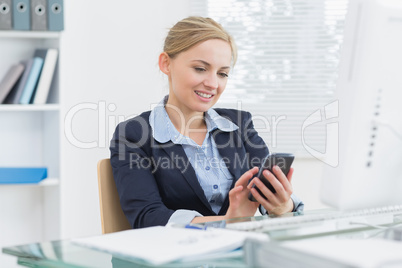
(0, 31), (61, 244)
(0, 178), (59, 187)
(0, 104), (60, 111)
(0, 31), (60, 39)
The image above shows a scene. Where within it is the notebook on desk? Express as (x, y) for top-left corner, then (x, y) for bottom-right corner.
(72, 226), (268, 266)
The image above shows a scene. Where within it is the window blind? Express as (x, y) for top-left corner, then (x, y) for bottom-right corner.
(190, 0), (348, 157)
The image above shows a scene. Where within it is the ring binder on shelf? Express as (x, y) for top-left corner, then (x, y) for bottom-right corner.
(13, 0), (30, 30)
(0, 0), (12, 30)
(47, 0), (63, 31)
(30, 0), (47, 31)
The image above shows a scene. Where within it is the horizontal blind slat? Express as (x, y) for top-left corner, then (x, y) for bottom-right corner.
(190, 0), (347, 156)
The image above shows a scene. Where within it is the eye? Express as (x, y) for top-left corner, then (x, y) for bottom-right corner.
(218, 72), (229, 78)
(194, 67), (206, 72)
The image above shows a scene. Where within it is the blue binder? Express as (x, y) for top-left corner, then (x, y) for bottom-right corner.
(0, 167), (48, 184)
(13, 0), (30, 31)
(47, 0), (64, 31)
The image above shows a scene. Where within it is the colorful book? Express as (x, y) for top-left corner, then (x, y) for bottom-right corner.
(32, 48), (58, 104)
(3, 59), (34, 104)
(0, 63), (25, 104)
(19, 57), (44, 104)
(0, 167), (47, 184)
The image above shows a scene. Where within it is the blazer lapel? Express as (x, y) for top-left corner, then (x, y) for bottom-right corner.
(160, 142), (213, 213)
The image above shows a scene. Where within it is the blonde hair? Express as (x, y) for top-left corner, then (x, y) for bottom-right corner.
(163, 16), (237, 66)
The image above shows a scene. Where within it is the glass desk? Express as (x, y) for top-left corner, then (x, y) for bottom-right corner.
(3, 210), (402, 268)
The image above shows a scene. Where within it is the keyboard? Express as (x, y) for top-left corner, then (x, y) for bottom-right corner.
(226, 205), (402, 238)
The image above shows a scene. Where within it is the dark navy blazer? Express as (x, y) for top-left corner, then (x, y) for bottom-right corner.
(110, 108), (269, 228)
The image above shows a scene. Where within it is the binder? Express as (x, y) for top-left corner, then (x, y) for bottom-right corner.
(0, 167), (47, 184)
(32, 48), (58, 104)
(47, 0), (63, 31)
(31, 0), (47, 31)
(0, 0), (12, 30)
(4, 59), (34, 104)
(0, 63), (25, 103)
(19, 57), (44, 104)
(12, 0), (30, 30)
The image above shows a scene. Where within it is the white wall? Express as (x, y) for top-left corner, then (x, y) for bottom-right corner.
(0, 186), (46, 267)
(58, 0), (329, 240)
(59, 0), (191, 239)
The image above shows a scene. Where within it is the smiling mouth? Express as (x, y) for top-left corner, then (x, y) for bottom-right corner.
(195, 91), (213, 98)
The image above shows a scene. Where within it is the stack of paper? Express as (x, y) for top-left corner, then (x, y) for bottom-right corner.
(244, 237), (402, 268)
(72, 226), (268, 266)
(282, 238), (402, 267)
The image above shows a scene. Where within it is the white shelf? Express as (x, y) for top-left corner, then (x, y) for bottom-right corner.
(39, 178), (59, 186)
(0, 31), (61, 39)
(0, 19), (62, 244)
(0, 104), (60, 112)
(0, 178), (59, 187)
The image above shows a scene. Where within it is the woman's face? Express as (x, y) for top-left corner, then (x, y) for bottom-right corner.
(164, 39), (232, 114)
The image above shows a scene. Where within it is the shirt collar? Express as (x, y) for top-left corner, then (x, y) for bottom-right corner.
(149, 95), (239, 144)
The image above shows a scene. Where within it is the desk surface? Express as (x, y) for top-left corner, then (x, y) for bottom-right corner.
(3, 239), (247, 268)
(3, 209), (402, 268)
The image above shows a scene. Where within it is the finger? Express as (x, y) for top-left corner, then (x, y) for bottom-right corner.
(229, 185), (243, 200)
(235, 166), (259, 187)
(253, 176), (279, 204)
(250, 184), (291, 214)
(265, 169), (294, 203)
(249, 187), (275, 212)
(247, 171), (271, 190)
(272, 166), (292, 193)
(287, 167), (294, 184)
(247, 177), (259, 189)
(252, 176), (292, 212)
(271, 166), (289, 187)
(280, 166), (294, 194)
(262, 169), (287, 196)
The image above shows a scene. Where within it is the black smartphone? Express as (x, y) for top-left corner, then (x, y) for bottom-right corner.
(248, 153), (295, 202)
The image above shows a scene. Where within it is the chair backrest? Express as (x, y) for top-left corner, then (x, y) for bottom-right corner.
(97, 158), (131, 234)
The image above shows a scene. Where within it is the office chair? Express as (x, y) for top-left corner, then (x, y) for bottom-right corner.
(97, 158), (131, 234)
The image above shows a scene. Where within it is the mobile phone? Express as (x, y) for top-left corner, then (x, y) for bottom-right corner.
(248, 153), (295, 202)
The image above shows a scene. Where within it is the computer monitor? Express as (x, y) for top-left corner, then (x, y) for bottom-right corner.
(320, 0), (402, 210)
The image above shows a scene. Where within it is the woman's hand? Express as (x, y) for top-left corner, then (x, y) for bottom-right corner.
(224, 167), (260, 220)
(248, 166), (294, 215)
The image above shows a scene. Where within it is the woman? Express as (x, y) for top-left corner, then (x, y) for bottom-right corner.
(110, 16), (304, 229)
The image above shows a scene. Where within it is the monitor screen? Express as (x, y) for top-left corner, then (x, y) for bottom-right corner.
(320, 0), (402, 210)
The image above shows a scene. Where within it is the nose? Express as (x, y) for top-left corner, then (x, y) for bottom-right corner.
(203, 73), (219, 90)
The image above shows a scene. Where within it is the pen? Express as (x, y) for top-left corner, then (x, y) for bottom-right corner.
(185, 224), (205, 230)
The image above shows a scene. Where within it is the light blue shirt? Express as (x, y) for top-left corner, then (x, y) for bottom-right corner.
(150, 96), (239, 224)
(149, 96), (304, 225)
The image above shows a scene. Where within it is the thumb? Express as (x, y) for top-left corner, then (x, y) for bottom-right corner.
(229, 185), (243, 199)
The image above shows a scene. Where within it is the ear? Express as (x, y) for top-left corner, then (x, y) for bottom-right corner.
(159, 52), (171, 75)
